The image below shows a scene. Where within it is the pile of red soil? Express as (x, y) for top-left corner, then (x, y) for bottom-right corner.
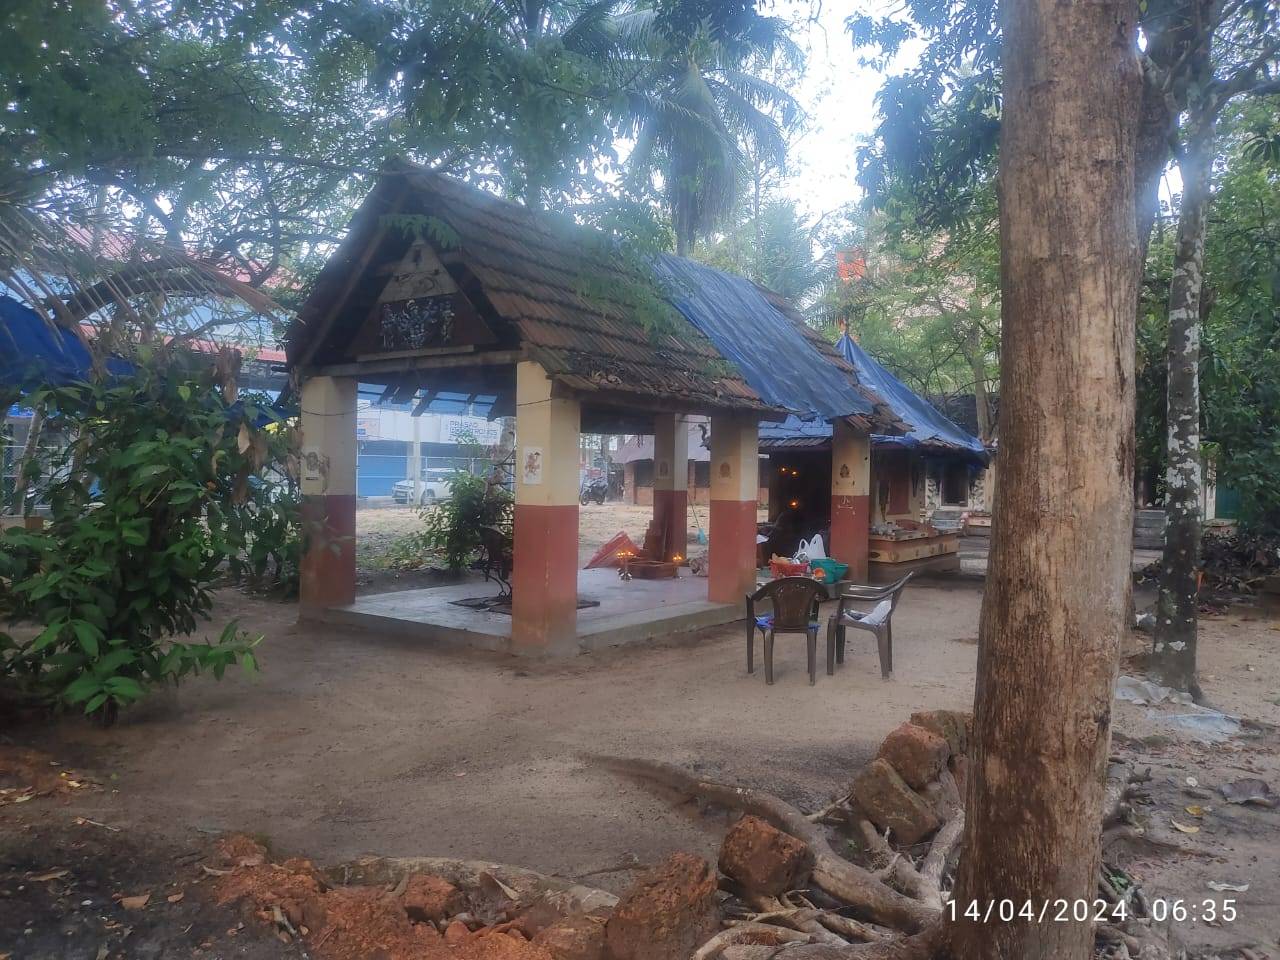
(0, 744), (93, 803)
(210, 836), (557, 960)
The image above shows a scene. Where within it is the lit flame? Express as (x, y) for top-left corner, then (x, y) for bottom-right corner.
(789, 499), (799, 508)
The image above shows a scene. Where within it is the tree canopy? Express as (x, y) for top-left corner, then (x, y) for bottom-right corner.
(0, 0), (807, 348)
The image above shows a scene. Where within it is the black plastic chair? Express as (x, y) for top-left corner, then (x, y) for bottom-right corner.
(826, 572), (914, 680)
(745, 576), (827, 685)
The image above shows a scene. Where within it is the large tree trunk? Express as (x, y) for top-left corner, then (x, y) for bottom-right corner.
(1152, 112), (1213, 696)
(944, 0), (1142, 957)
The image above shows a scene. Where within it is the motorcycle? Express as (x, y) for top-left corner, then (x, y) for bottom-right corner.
(579, 476), (608, 505)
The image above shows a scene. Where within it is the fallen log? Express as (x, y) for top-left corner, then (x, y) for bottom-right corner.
(595, 756), (939, 933)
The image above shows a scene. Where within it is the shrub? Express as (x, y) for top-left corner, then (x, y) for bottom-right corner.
(421, 470), (513, 572)
(387, 470), (512, 573)
(0, 368), (294, 722)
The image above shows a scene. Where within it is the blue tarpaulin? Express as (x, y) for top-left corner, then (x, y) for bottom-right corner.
(837, 334), (986, 460)
(0, 295), (133, 388)
(760, 334), (987, 464)
(652, 255), (874, 420)
(1, 296), (295, 428)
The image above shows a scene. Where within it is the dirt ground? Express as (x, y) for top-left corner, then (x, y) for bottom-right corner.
(4, 571), (1279, 957)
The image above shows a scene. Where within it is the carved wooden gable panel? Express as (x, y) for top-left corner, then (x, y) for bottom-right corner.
(345, 241), (496, 358)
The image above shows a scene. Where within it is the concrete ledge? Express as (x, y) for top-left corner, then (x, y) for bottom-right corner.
(577, 600), (741, 651)
(307, 603), (512, 652)
(302, 569), (744, 656)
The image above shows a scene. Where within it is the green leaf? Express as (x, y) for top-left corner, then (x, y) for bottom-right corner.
(94, 648), (136, 674)
(64, 672), (104, 704)
(30, 619), (67, 653)
(71, 620), (103, 657)
(103, 676), (145, 701)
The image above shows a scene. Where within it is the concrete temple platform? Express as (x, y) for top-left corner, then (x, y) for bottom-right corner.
(313, 567), (742, 654)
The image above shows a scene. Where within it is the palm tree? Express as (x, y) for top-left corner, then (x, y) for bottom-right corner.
(614, 11), (803, 255)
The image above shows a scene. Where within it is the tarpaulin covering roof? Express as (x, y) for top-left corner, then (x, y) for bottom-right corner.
(838, 334), (986, 460)
(756, 415), (836, 449)
(1, 296), (293, 428)
(0, 296), (133, 388)
(652, 255), (875, 421)
(760, 334), (987, 463)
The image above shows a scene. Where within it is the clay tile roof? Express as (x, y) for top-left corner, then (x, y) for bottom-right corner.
(290, 160), (901, 428)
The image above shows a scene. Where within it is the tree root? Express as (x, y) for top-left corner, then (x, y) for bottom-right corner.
(807, 792), (854, 823)
(1102, 763), (1154, 829)
(918, 810), (963, 906)
(720, 923), (942, 959)
(695, 923), (815, 959)
(594, 756), (938, 933)
(601, 756), (1174, 960)
(323, 855), (618, 914)
(856, 821), (935, 906)
(743, 894), (852, 946)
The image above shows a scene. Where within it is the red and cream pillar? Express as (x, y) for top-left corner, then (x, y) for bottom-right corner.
(299, 376), (358, 613)
(652, 414), (689, 562)
(830, 419), (872, 580)
(708, 415), (760, 604)
(511, 361), (581, 653)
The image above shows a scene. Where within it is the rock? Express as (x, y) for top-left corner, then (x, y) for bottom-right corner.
(446, 919), (472, 943)
(532, 914), (607, 960)
(850, 758), (941, 845)
(513, 897), (569, 939)
(908, 710), (972, 758)
(605, 853), (719, 960)
(918, 781), (951, 823)
(718, 815), (813, 896)
(402, 873), (464, 925)
(950, 754), (970, 800)
(877, 722), (950, 789)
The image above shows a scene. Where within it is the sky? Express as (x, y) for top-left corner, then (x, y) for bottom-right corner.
(774, 1), (923, 222)
(777, 4), (1183, 219)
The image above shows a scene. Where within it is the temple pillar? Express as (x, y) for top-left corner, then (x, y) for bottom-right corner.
(651, 414), (689, 561)
(299, 376), (358, 613)
(830, 419), (871, 581)
(511, 361), (580, 652)
(708, 415), (760, 604)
